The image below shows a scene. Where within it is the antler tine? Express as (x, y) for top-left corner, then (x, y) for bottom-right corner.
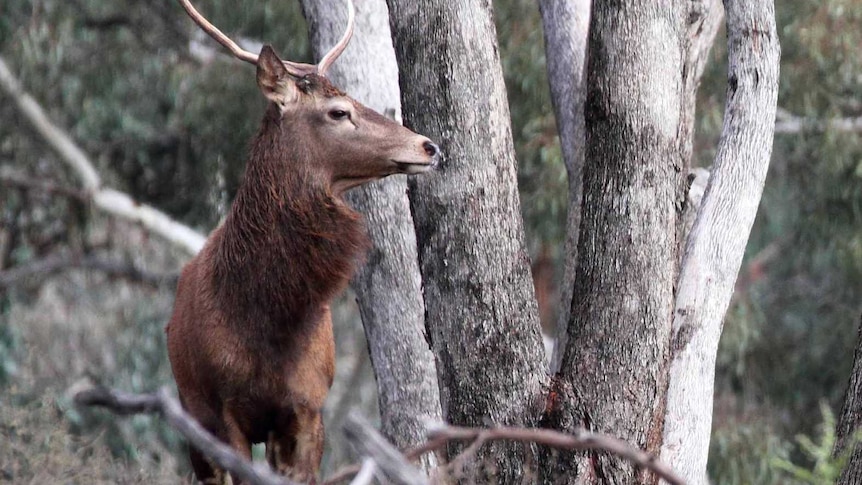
(316, 0), (356, 76)
(179, 0), (317, 77)
(178, 0), (258, 65)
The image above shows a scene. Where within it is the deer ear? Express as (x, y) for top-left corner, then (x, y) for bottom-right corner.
(256, 45), (298, 107)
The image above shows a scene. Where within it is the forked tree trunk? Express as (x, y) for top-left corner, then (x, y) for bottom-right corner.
(537, 0), (590, 374)
(543, 2), (688, 483)
(661, 0), (780, 481)
(837, 317), (862, 485)
(299, 0), (442, 468)
(385, 1), (548, 480)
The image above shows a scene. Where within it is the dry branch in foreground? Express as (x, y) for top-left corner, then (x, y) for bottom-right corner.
(73, 385), (298, 485)
(342, 411), (428, 485)
(325, 419), (687, 485)
(75, 386), (685, 485)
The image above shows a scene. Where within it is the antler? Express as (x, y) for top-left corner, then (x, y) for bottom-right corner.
(178, 0), (355, 78)
(316, 0), (356, 76)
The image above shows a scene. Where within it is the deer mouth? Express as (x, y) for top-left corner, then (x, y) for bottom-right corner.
(394, 159), (437, 174)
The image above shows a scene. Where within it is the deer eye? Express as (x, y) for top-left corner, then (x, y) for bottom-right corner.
(328, 109), (350, 121)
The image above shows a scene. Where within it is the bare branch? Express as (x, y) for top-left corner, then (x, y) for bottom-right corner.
(0, 171), (89, 201)
(92, 189), (205, 255)
(0, 55), (206, 256)
(326, 421), (686, 485)
(0, 251), (177, 289)
(342, 411), (428, 485)
(348, 458), (377, 485)
(421, 425), (686, 485)
(0, 57), (100, 190)
(73, 385), (298, 485)
(775, 107), (862, 134)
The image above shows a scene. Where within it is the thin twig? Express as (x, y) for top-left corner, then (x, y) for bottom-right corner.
(347, 458), (377, 485)
(324, 423), (686, 485)
(0, 251), (177, 289)
(775, 107), (862, 134)
(74, 385), (298, 485)
(443, 434), (487, 478)
(0, 172), (89, 201)
(432, 425), (686, 485)
(342, 411), (428, 485)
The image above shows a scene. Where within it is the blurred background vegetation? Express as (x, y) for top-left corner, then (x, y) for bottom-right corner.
(1, 0), (860, 483)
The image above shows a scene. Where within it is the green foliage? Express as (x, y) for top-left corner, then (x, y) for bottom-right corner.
(494, 0), (567, 252)
(1, 0), (310, 228)
(0, 305), (19, 385)
(772, 404), (858, 484)
(709, 403), (858, 485)
(709, 416), (792, 485)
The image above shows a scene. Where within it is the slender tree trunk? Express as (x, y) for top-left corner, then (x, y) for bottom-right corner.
(676, 0), (725, 260)
(537, 0), (591, 374)
(837, 316), (862, 485)
(299, 0), (442, 469)
(660, 0), (780, 481)
(544, 2), (688, 483)
(385, 1), (548, 480)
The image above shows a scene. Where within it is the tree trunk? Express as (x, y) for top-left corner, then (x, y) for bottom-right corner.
(676, 0), (725, 257)
(385, 1), (548, 480)
(537, 0), (591, 374)
(660, 0), (780, 481)
(837, 317), (862, 485)
(545, 2), (688, 483)
(299, 0), (442, 469)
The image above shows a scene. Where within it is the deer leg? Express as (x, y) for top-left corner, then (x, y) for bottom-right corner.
(265, 407), (323, 484)
(221, 408), (253, 485)
(178, 395), (230, 484)
(189, 445), (230, 485)
(289, 406), (325, 484)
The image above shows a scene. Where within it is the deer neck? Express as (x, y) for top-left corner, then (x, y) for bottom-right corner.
(212, 111), (367, 326)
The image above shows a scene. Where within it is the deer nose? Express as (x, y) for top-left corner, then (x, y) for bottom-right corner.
(423, 140), (441, 167)
(423, 140), (440, 158)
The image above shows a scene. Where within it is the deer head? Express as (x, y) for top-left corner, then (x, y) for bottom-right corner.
(179, 0), (440, 195)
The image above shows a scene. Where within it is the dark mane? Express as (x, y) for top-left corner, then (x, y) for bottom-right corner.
(211, 106), (367, 337)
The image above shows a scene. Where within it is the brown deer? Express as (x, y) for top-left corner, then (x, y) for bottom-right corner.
(166, 1), (440, 483)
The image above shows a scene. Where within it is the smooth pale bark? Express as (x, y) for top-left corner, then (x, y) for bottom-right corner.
(546, 2), (687, 483)
(537, 0), (590, 373)
(837, 318), (862, 484)
(385, 1), (547, 480)
(660, 0), (780, 481)
(299, 0), (442, 468)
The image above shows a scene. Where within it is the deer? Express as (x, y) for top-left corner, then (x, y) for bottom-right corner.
(165, 1), (440, 483)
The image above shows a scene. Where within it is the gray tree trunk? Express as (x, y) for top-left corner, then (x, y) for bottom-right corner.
(660, 0), (780, 481)
(544, 2), (688, 483)
(537, 0), (591, 374)
(837, 317), (862, 485)
(385, 1), (548, 480)
(676, 0), (725, 256)
(299, 0), (442, 468)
